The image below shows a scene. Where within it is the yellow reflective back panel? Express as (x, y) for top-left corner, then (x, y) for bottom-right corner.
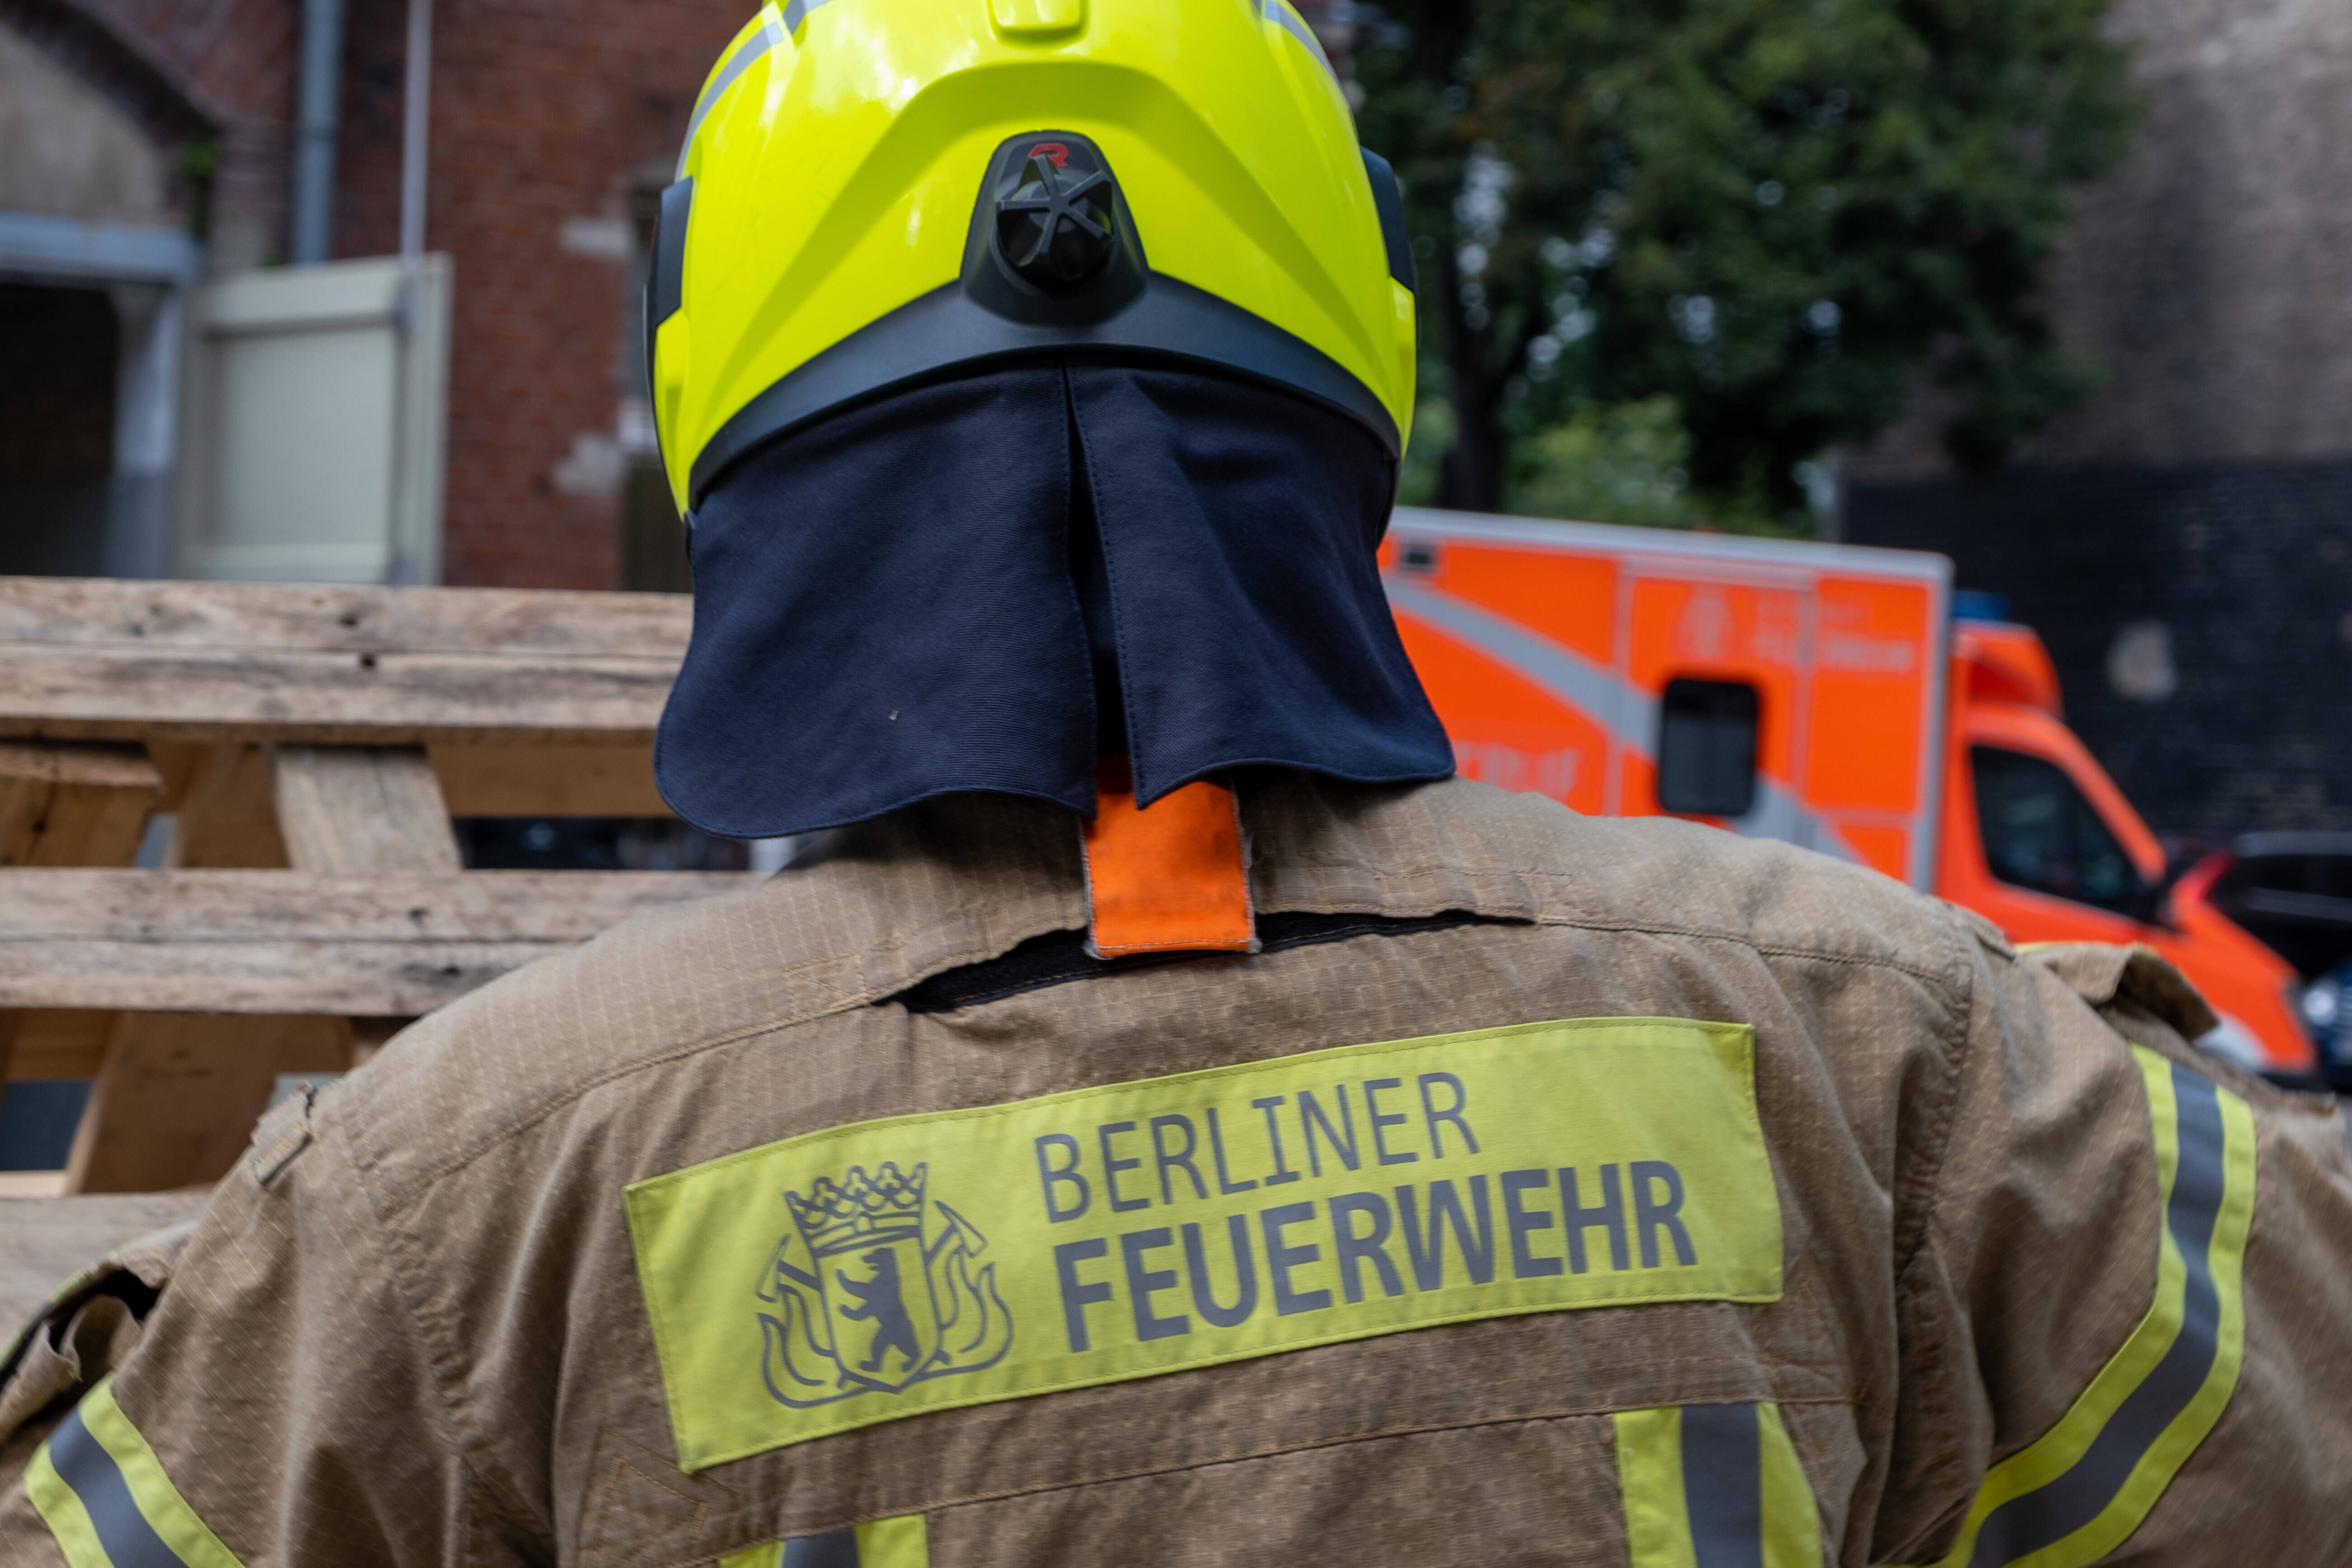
(628, 1017), (1783, 1470)
(656, 0), (1411, 510)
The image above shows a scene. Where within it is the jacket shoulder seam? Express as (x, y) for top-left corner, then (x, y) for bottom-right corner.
(360, 995), (875, 1202)
(316, 1127), (547, 1544)
(367, 904), (1965, 1203)
(1532, 911), (1967, 995)
(1891, 912), (1981, 1274)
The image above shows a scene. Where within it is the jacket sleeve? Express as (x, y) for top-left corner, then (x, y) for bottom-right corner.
(0, 1089), (512, 1568)
(1876, 931), (2352, 1566)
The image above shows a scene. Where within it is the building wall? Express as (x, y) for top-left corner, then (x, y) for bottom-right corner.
(1847, 0), (2352, 838)
(33, 0), (299, 270)
(11, 0), (740, 591)
(1850, 463), (2352, 836)
(326, 0), (740, 590)
(0, 19), (177, 222)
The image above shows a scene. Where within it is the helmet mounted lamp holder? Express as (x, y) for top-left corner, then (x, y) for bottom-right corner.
(967, 132), (1148, 322)
(995, 147), (1116, 289)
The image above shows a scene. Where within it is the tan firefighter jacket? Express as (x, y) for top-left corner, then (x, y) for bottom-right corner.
(3, 775), (2350, 1567)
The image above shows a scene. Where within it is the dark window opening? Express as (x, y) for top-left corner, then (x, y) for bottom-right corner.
(453, 817), (746, 871)
(0, 283), (119, 576)
(1971, 746), (2147, 914)
(1657, 678), (1759, 817)
(2205, 837), (2352, 977)
(0, 1080), (92, 1171)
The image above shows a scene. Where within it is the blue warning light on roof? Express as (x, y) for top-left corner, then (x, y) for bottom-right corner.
(1951, 590), (2014, 624)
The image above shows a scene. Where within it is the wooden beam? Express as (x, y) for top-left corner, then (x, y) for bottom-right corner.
(66, 1013), (352, 1193)
(0, 1173), (68, 1198)
(272, 747), (462, 872)
(0, 579), (688, 747)
(2, 1011), (114, 1078)
(80, 745), (456, 1188)
(0, 650), (676, 747)
(146, 741), (209, 812)
(0, 742), (162, 866)
(164, 744), (289, 868)
(428, 744), (669, 818)
(0, 747), (168, 1183)
(0, 870), (747, 1015)
(0, 578), (692, 658)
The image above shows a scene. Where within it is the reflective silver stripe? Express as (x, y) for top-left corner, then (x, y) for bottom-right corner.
(678, 10), (789, 176)
(782, 1528), (859, 1567)
(1382, 575), (1864, 863)
(1682, 1403), (1766, 1568)
(46, 1406), (191, 1568)
(1964, 1063), (2230, 1567)
(1385, 575), (1655, 740)
(1259, 0), (1338, 79)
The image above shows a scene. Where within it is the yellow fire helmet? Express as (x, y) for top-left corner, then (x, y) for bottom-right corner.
(647, 0), (1418, 514)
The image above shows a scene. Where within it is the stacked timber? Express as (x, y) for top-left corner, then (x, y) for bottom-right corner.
(0, 578), (734, 1195)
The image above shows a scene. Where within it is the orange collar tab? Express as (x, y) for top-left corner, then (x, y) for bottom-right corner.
(1081, 761), (1256, 958)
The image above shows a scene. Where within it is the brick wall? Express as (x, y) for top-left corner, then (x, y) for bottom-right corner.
(1848, 462), (2352, 836)
(38, 0), (740, 589)
(331, 0), (741, 589)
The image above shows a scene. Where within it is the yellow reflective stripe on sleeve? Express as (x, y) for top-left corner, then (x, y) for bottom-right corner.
(1756, 1402), (1825, 1565)
(1617, 1405), (1699, 1568)
(631, 1018), (1781, 1469)
(1897, 1047), (2255, 1568)
(855, 1514), (929, 1568)
(76, 1378), (243, 1568)
(24, 1443), (114, 1568)
(24, 1376), (245, 1568)
(1616, 1401), (1823, 1568)
(717, 1516), (929, 1568)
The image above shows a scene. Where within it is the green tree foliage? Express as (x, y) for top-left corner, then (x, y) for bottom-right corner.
(1354, 0), (2139, 524)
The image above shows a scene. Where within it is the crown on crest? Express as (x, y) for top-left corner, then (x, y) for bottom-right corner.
(784, 1161), (927, 1257)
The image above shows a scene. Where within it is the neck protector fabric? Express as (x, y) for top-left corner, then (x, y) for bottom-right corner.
(654, 362), (1454, 839)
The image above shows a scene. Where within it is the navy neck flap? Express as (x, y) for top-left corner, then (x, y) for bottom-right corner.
(654, 361), (1454, 839)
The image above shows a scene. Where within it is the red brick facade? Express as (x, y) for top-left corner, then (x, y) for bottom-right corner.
(28, 0), (744, 589)
(332, 0), (743, 588)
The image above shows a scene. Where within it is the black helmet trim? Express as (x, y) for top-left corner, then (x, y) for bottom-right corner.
(642, 177), (695, 479)
(685, 129), (1402, 507)
(688, 279), (1401, 507)
(1361, 149), (1415, 288)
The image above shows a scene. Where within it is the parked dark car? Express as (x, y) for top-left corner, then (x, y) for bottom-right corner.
(2298, 958), (2352, 1087)
(2189, 832), (2352, 1087)
(2199, 833), (2352, 980)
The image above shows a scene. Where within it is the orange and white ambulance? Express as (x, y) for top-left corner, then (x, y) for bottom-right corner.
(1380, 506), (2313, 1074)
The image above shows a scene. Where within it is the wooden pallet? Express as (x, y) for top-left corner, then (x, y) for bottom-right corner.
(0, 578), (738, 1194)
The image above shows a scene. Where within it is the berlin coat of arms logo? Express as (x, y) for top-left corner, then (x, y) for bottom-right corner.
(756, 1161), (1013, 1406)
